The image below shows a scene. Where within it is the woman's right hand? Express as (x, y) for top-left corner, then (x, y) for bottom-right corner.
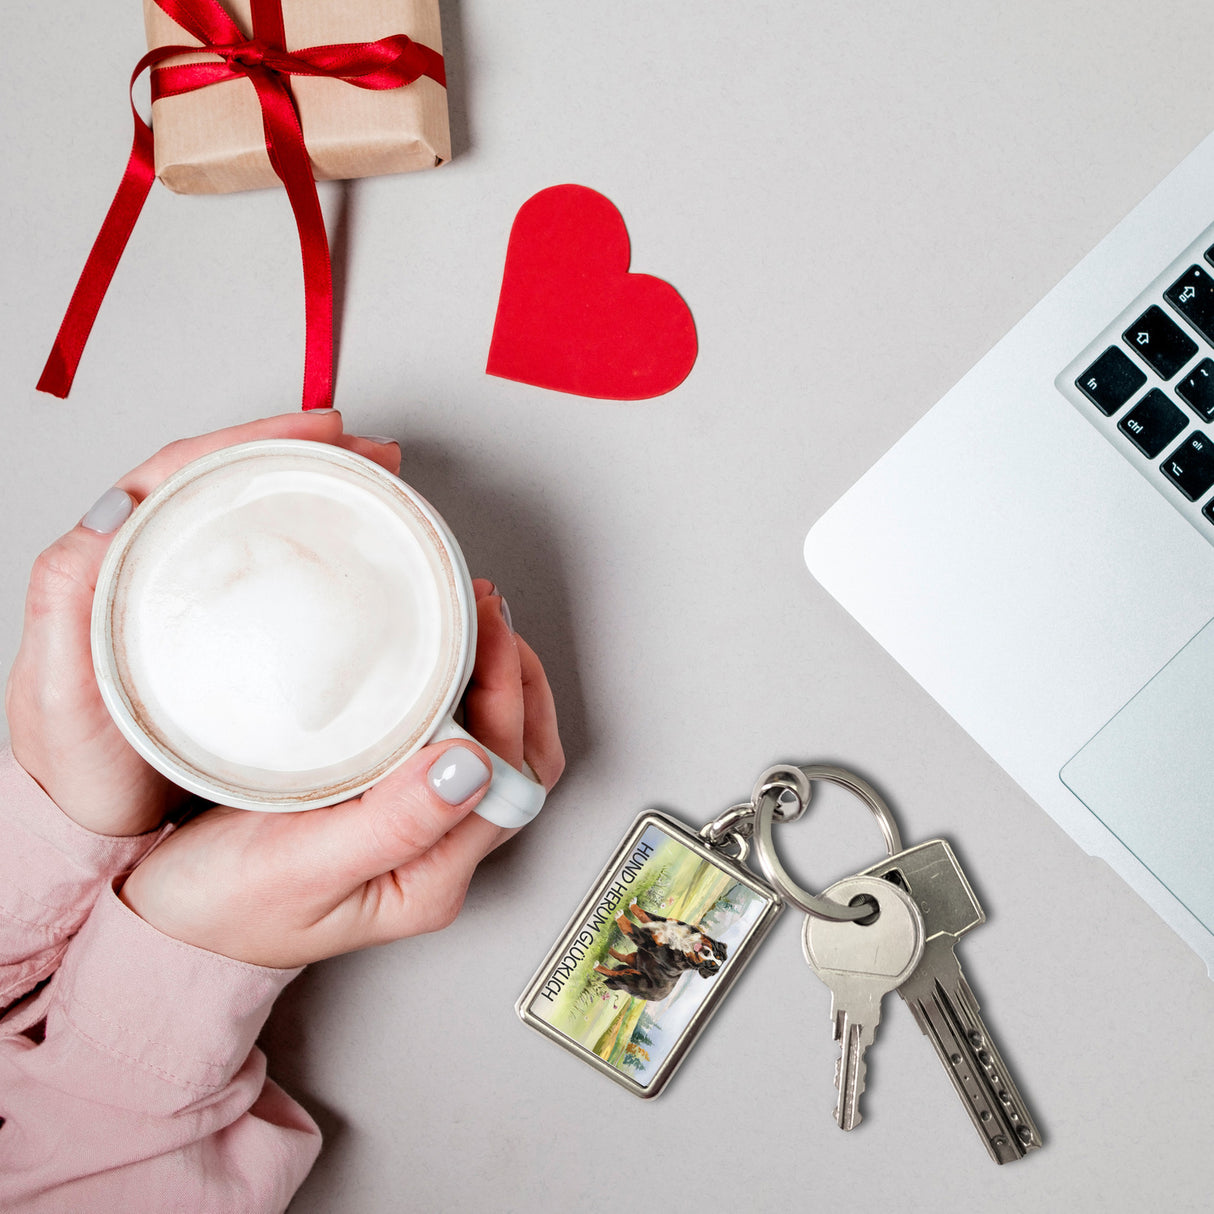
(119, 580), (565, 968)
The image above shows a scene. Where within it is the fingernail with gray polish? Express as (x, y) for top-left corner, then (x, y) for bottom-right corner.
(357, 434), (398, 445)
(499, 596), (513, 634)
(81, 487), (133, 535)
(429, 746), (491, 804)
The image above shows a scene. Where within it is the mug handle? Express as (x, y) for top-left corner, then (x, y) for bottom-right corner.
(430, 717), (547, 829)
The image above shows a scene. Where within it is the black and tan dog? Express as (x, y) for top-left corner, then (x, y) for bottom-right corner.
(593, 901), (727, 1002)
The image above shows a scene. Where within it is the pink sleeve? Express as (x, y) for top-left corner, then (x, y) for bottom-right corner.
(0, 746), (159, 1010)
(0, 884), (321, 1213)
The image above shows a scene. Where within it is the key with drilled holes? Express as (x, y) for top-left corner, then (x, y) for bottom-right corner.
(802, 874), (925, 1130)
(858, 839), (1042, 1163)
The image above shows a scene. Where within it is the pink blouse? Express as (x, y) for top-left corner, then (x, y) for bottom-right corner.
(0, 747), (321, 1212)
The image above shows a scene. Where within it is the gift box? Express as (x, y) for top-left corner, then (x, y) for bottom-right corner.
(40, 0), (449, 408)
(143, 0), (450, 194)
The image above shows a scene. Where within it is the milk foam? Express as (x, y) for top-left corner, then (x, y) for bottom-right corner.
(118, 464), (451, 774)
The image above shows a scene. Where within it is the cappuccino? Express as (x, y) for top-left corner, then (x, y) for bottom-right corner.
(95, 442), (467, 806)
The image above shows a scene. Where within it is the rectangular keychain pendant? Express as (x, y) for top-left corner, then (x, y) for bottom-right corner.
(517, 810), (782, 1098)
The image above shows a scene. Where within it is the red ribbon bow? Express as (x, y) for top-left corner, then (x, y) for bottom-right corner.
(38, 0), (445, 410)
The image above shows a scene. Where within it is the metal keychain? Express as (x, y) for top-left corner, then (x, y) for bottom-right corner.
(517, 759), (1042, 1164)
(516, 761), (868, 1098)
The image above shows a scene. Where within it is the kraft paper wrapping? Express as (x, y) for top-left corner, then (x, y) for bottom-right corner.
(143, 0), (450, 194)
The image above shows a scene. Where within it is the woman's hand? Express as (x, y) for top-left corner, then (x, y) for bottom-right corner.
(118, 580), (564, 968)
(4, 411), (401, 837)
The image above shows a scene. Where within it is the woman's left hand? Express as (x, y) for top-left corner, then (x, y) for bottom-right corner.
(4, 410), (400, 837)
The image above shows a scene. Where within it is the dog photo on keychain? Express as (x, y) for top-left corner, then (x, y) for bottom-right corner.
(519, 814), (780, 1096)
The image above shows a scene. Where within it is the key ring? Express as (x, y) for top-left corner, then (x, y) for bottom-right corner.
(752, 763), (904, 921)
(700, 764), (813, 862)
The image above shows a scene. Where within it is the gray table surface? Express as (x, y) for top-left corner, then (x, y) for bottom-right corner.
(4, 2), (1213, 1210)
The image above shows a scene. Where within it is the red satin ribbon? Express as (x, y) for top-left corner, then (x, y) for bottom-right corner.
(38, 0), (445, 409)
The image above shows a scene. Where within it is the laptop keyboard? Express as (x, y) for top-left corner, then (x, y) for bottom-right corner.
(1059, 224), (1214, 539)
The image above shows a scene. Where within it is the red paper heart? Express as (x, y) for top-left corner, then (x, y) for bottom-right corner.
(486, 185), (698, 400)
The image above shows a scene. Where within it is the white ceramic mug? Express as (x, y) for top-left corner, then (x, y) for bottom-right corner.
(90, 439), (545, 828)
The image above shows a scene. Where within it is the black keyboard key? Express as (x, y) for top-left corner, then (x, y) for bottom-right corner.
(1206, 243), (1214, 269)
(1118, 388), (1188, 457)
(1176, 357), (1214, 421)
(1076, 347), (1146, 415)
(1164, 265), (1214, 343)
(1122, 305), (1198, 379)
(1162, 431), (1214, 500)
(1204, 497), (1214, 524)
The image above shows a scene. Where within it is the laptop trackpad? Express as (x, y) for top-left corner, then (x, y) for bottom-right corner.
(1061, 617), (1214, 932)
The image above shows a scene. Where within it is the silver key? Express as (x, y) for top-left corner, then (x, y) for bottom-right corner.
(859, 840), (1043, 1163)
(802, 875), (925, 1130)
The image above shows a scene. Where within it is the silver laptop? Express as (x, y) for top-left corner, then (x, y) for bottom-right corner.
(804, 130), (1214, 976)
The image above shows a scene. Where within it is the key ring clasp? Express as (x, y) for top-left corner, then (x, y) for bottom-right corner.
(752, 763), (904, 921)
(699, 802), (756, 861)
